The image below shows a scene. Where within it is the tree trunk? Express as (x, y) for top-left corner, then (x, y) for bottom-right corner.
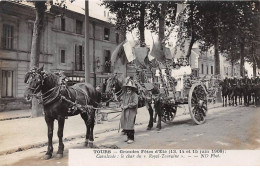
(231, 61), (234, 76)
(240, 41), (245, 77)
(252, 42), (256, 77)
(159, 2), (167, 48)
(186, 37), (195, 63)
(214, 33), (220, 75)
(214, 23), (222, 103)
(139, 2), (145, 47)
(185, 3), (195, 62)
(253, 62), (256, 77)
(30, 2), (46, 118)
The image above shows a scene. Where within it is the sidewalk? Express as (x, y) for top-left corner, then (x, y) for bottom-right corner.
(0, 109), (31, 121)
(0, 102), (222, 156)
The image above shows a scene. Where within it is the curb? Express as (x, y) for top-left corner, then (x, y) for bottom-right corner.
(0, 116), (31, 121)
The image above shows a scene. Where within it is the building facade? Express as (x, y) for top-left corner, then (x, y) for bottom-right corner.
(190, 47), (241, 79)
(0, 1), (124, 111)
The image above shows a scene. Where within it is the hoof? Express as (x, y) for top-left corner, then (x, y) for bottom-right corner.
(56, 153), (63, 159)
(147, 127), (152, 130)
(156, 127), (161, 131)
(88, 141), (94, 148)
(44, 154), (52, 160)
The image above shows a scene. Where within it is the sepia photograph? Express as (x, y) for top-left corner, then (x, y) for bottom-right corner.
(0, 0), (259, 166)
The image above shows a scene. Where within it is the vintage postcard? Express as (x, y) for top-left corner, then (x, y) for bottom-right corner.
(0, 0), (259, 166)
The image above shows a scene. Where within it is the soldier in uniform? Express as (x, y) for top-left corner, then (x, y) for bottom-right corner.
(120, 79), (139, 144)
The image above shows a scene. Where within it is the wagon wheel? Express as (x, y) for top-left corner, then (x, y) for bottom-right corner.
(161, 104), (177, 124)
(188, 83), (208, 124)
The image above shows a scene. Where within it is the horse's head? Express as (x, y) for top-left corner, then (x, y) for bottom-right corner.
(24, 66), (45, 101)
(105, 74), (122, 93)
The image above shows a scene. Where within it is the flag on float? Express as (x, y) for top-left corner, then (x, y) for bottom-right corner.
(111, 40), (126, 65)
(123, 41), (136, 62)
(133, 46), (150, 68)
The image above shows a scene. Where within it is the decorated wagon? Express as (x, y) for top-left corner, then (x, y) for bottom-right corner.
(106, 39), (209, 126)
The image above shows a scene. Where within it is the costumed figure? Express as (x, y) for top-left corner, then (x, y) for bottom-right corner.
(120, 78), (138, 144)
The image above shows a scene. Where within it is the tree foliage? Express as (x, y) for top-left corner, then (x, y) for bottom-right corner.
(176, 1), (260, 75)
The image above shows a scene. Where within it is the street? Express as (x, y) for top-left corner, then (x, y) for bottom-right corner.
(0, 104), (260, 166)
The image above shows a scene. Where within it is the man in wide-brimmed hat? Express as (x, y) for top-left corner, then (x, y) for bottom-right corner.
(120, 78), (138, 144)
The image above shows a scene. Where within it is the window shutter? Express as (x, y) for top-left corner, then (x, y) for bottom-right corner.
(2, 25), (7, 48)
(75, 44), (79, 70)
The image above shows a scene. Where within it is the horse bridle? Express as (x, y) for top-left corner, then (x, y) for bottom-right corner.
(26, 72), (45, 96)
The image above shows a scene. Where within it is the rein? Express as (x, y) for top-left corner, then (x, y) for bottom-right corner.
(41, 86), (62, 105)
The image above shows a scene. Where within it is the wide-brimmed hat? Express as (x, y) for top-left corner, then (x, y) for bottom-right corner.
(122, 79), (137, 91)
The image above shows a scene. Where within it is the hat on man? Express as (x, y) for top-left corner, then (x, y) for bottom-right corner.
(122, 78), (137, 91)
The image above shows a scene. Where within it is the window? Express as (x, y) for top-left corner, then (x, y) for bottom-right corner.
(75, 45), (84, 71)
(104, 11), (106, 17)
(104, 28), (110, 41)
(60, 49), (65, 63)
(104, 50), (111, 73)
(192, 69), (199, 77)
(201, 64), (204, 74)
(1, 70), (13, 97)
(211, 66), (213, 74)
(76, 20), (83, 34)
(207, 66), (208, 74)
(67, 76), (85, 86)
(2, 24), (14, 49)
(61, 18), (65, 31)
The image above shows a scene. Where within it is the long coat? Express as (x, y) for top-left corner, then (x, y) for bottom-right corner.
(120, 92), (138, 130)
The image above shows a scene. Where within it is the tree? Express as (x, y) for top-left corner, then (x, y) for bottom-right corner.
(29, 0), (70, 117)
(175, 1), (201, 61)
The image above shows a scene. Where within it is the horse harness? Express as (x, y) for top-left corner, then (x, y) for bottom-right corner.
(31, 72), (99, 116)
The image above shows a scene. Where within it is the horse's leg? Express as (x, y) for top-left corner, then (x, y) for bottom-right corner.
(222, 94), (224, 107)
(231, 91), (234, 106)
(57, 117), (65, 158)
(229, 94), (232, 106)
(153, 110), (157, 123)
(245, 94), (249, 106)
(81, 113), (90, 146)
(88, 111), (95, 148)
(44, 116), (54, 160)
(235, 92), (237, 106)
(146, 103), (153, 130)
(155, 103), (162, 130)
(224, 96), (226, 107)
(223, 96), (226, 107)
(88, 123), (95, 148)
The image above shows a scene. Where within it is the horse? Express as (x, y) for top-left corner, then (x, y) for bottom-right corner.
(241, 77), (252, 106)
(251, 77), (260, 107)
(236, 79), (244, 105)
(228, 78), (241, 106)
(24, 66), (99, 160)
(219, 79), (231, 107)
